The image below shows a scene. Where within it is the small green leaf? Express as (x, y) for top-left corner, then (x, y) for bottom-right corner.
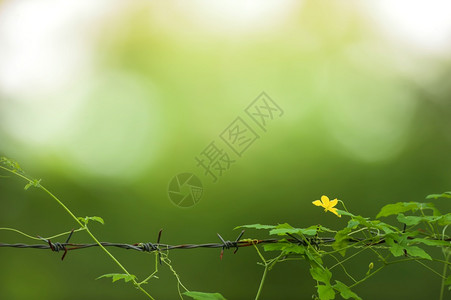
(378, 223), (396, 234)
(97, 273), (136, 283)
(310, 266), (332, 285)
(385, 238), (404, 257)
(344, 215), (372, 228)
(269, 223), (295, 235)
(299, 227), (320, 236)
(386, 236), (433, 260)
(183, 291), (227, 300)
(263, 243), (285, 251)
(305, 248), (323, 265)
(316, 225), (335, 233)
(282, 244), (306, 254)
(426, 192), (451, 199)
(376, 202), (420, 218)
(263, 243), (287, 252)
(89, 216), (104, 225)
(335, 210), (356, 217)
(78, 216), (105, 225)
(347, 220), (359, 229)
(333, 281), (362, 300)
(317, 284), (335, 300)
(438, 213), (451, 226)
(410, 238), (450, 247)
(377, 202), (439, 219)
(0, 156), (24, 173)
(263, 242), (306, 255)
(24, 179), (41, 190)
(405, 246), (432, 260)
(269, 224), (318, 236)
(397, 214), (447, 226)
(444, 275), (451, 288)
(397, 214), (423, 226)
(234, 224), (274, 230)
(332, 228), (352, 256)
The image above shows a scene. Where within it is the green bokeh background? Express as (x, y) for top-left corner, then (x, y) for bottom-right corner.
(1, 1), (451, 299)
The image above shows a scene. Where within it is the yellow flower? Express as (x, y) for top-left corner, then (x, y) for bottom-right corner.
(312, 195), (341, 217)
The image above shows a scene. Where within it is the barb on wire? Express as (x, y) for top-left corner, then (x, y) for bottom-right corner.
(37, 229), (75, 260)
(217, 230), (245, 260)
(135, 229), (163, 264)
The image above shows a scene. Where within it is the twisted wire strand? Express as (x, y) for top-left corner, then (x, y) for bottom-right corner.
(0, 237), (336, 252)
(1, 236), (448, 258)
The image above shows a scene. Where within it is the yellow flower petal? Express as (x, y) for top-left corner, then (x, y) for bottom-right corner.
(329, 198), (338, 208)
(312, 200), (323, 207)
(329, 208), (341, 217)
(321, 195), (330, 207)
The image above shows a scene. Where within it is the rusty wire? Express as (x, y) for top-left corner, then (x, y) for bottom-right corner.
(0, 228), (339, 260)
(2, 229), (448, 261)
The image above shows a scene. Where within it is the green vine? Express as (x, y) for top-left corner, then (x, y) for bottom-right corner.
(1, 156), (450, 299)
(0, 157), (156, 299)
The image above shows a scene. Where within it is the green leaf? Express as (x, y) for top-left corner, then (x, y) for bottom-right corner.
(397, 214), (448, 226)
(234, 224), (274, 230)
(0, 156), (24, 173)
(341, 214), (376, 229)
(263, 242), (305, 254)
(310, 266), (332, 285)
(316, 225), (336, 233)
(78, 216), (105, 225)
(332, 228), (352, 256)
(405, 246), (432, 260)
(300, 226), (321, 236)
(281, 243), (306, 254)
(305, 248), (323, 265)
(263, 243), (287, 252)
(376, 202), (419, 218)
(426, 192), (451, 200)
(24, 179), (41, 190)
(385, 237), (404, 257)
(347, 220), (359, 229)
(89, 216), (104, 225)
(269, 226), (297, 236)
(317, 284), (335, 300)
(386, 236), (433, 260)
(183, 291), (227, 300)
(97, 273), (136, 283)
(444, 275), (451, 289)
(410, 238), (450, 247)
(335, 210), (356, 217)
(396, 214), (423, 226)
(438, 213), (451, 226)
(378, 223), (396, 234)
(269, 224), (318, 236)
(333, 281), (362, 300)
(263, 242), (288, 252)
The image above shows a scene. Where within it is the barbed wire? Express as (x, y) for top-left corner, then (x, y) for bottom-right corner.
(0, 228), (347, 260)
(2, 228), (448, 261)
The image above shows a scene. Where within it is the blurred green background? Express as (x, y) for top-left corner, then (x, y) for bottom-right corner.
(1, 1), (451, 299)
